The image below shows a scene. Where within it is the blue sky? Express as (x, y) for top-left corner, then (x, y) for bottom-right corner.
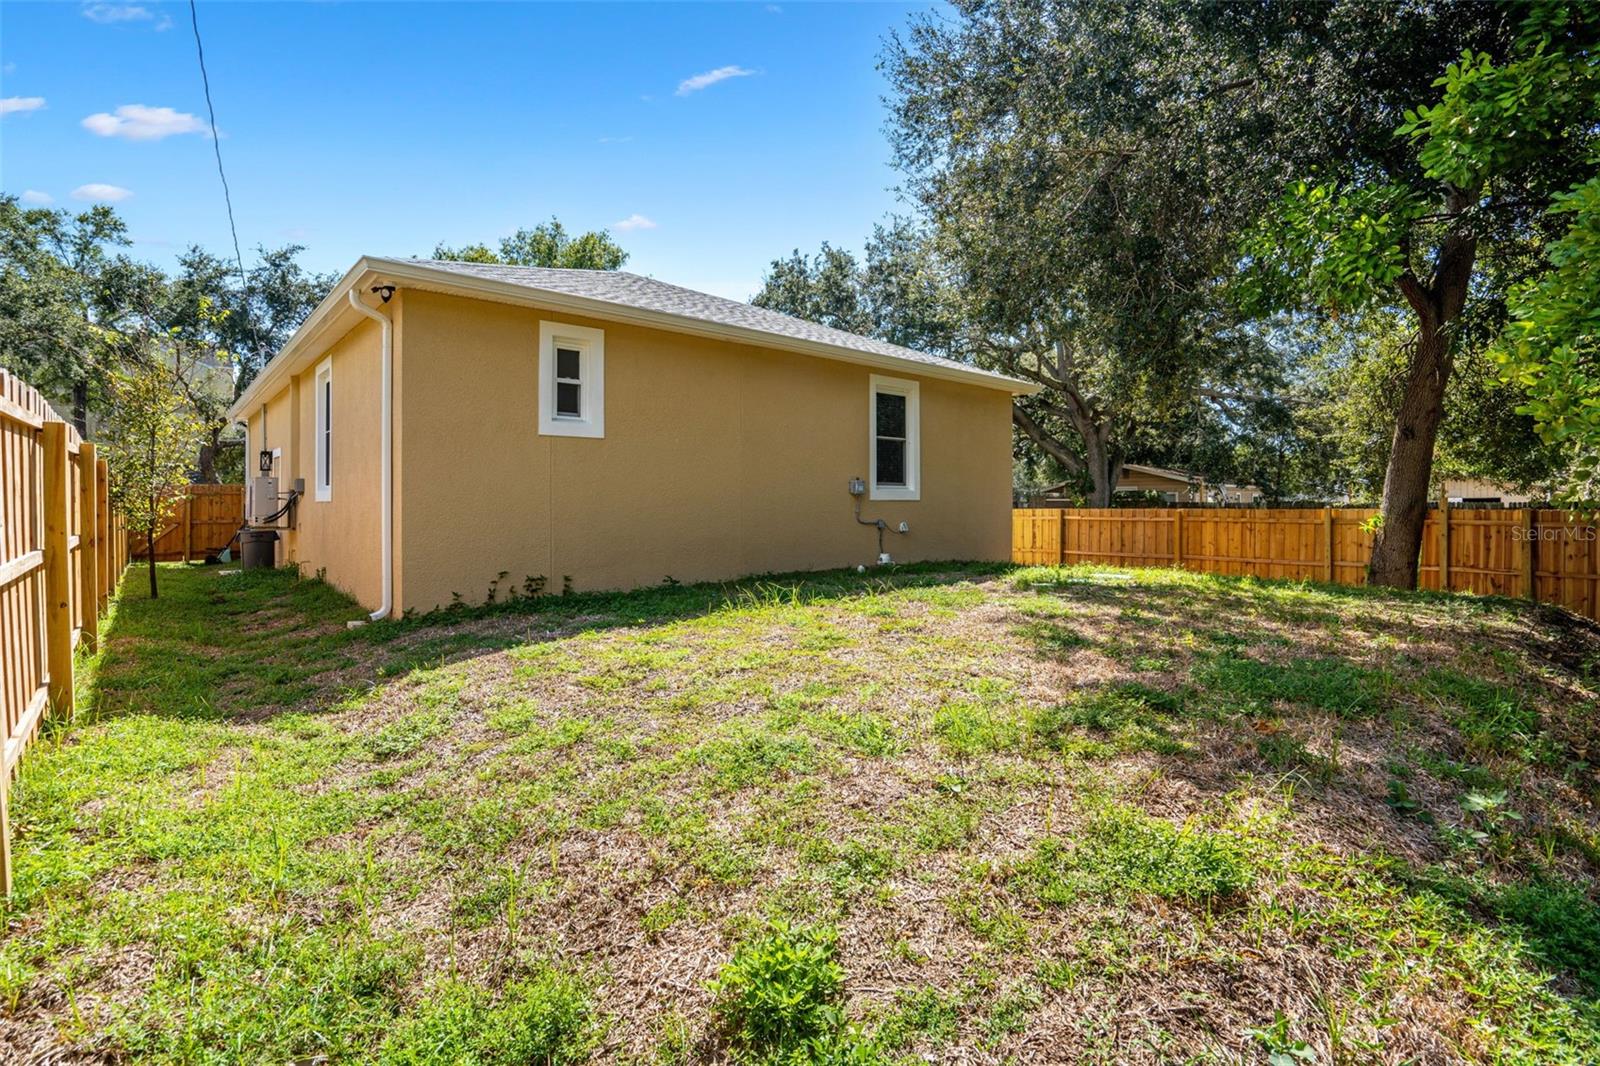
(1, 1), (936, 300)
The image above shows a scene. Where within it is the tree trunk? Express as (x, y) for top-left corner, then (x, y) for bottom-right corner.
(1084, 434), (1121, 508)
(71, 380), (89, 439)
(147, 426), (159, 600)
(1012, 398), (1121, 506)
(195, 425), (221, 484)
(1367, 320), (1451, 587)
(1368, 195), (1476, 589)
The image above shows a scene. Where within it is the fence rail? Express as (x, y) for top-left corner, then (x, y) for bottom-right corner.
(0, 369), (128, 895)
(128, 483), (244, 562)
(1013, 506), (1599, 623)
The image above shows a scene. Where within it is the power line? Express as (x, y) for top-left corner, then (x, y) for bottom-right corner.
(188, 0), (264, 366)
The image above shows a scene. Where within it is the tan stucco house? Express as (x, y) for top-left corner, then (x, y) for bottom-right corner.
(225, 257), (1035, 617)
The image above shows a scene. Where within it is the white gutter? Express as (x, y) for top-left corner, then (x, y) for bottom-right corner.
(346, 288), (394, 622)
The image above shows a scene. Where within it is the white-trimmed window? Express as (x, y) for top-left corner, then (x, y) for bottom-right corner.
(538, 321), (605, 438)
(869, 374), (920, 501)
(314, 357), (332, 500)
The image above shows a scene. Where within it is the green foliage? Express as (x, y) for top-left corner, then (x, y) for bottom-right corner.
(433, 217), (629, 271)
(1245, 1011), (1317, 1065)
(101, 356), (207, 593)
(711, 922), (866, 1063)
(885, 0), (1287, 501)
(1392, 2), (1600, 496)
(752, 219), (961, 358)
(1029, 683), (1186, 757)
(379, 967), (598, 1065)
(1418, 668), (1544, 760)
(933, 700), (1021, 757)
(1240, 179), (1424, 316)
(1495, 177), (1600, 489)
(1193, 652), (1385, 717)
(1016, 804), (1253, 904)
(0, 195), (129, 416)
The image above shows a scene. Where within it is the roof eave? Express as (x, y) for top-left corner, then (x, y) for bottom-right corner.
(226, 258), (381, 422)
(229, 256), (1040, 421)
(363, 258), (1038, 395)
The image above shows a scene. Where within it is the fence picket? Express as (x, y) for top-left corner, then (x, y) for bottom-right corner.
(0, 372), (129, 895)
(1013, 506), (1600, 624)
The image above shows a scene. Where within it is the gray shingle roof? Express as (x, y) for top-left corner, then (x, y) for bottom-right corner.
(389, 258), (1026, 389)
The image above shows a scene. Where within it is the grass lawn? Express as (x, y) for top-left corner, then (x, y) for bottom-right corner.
(3, 561), (1599, 1064)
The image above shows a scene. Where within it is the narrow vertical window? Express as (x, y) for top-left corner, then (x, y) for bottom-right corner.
(868, 375), (920, 501)
(538, 321), (606, 438)
(314, 358), (333, 500)
(554, 346), (582, 418)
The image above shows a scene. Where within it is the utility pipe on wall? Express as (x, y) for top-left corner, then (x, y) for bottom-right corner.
(347, 287), (394, 621)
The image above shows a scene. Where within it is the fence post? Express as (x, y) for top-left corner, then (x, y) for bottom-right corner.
(1172, 509), (1184, 569)
(1057, 508), (1067, 567)
(42, 423), (74, 717)
(1522, 509), (1538, 601)
(1323, 507), (1335, 584)
(78, 442), (100, 653)
(1437, 489), (1451, 593)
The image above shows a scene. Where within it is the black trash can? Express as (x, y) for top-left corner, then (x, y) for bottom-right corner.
(240, 528), (279, 570)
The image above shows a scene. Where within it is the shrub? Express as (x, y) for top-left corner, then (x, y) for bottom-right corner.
(712, 922), (881, 1063)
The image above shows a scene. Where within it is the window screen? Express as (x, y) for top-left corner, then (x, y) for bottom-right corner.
(875, 391), (907, 486)
(554, 346), (582, 417)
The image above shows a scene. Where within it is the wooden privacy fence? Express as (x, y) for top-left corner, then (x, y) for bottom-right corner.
(0, 369), (129, 895)
(1013, 506), (1600, 623)
(128, 483), (244, 562)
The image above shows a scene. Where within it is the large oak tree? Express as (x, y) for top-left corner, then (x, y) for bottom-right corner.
(885, 0), (1285, 505)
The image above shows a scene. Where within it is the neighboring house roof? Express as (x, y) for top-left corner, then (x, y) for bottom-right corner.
(1118, 463), (1198, 485)
(228, 256), (1036, 421)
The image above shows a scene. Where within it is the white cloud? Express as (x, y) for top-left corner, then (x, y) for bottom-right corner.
(0, 96), (46, 116)
(613, 213), (658, 232)
(82, 104), (207, 141)
(20, 190), (53, 205)
(597, 135), (633, 144)
(71, 183), (132, 202)
(676, 65), (756, 96)
(81, 4), (153, 23)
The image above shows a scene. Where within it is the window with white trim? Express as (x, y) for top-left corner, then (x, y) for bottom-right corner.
(538, 321), (605, 437)
(869, 374), (920, 501)
(314, 357), (332, 500)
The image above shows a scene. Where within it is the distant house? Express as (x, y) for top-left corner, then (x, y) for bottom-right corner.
(1029, 463), (1264, 506)
(226, 257), (1037, 616)
(1441, 478), (1541, 506)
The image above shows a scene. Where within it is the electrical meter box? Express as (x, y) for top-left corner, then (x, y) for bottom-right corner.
(251, 476), (279, 524)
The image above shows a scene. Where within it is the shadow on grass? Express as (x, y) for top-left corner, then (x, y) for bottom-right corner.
(84, 559), (1013, 722)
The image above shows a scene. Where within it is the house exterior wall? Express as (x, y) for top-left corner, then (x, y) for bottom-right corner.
(1443, 478), (1536, 505)
(246, 315), (388, 607)
(394, 289), (1013, 612)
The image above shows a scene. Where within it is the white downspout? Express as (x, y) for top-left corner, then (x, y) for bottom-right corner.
(347, 287), (394, 621)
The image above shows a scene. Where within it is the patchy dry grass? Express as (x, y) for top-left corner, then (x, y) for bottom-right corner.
(2, 561), (1599, 1064)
